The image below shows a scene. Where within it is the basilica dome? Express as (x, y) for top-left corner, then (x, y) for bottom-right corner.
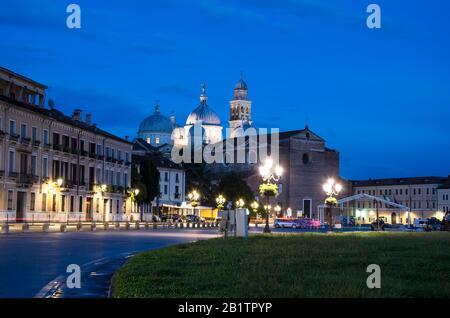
(234, 77), (247, 90)
(138, 104), (172, 134)
(186, 84), (221, 126)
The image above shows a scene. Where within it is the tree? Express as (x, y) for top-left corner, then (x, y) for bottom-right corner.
(185, 162), (217, 207)
(140, 157), (160, 204)
(131, 164), (147, 204)
(217, 172), (255, 209)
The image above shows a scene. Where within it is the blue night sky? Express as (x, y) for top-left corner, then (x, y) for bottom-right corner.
(1, 0), (449, 179)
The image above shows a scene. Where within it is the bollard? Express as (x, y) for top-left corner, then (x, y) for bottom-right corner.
(144, 221), (149, 229)
(76, 222), (82, 231)
(124, 222), (130, 230)
(153, 222), (158, 229)
(115, 221), (120, 229)
(175, 222), (179, 228)
(42, 223), (50, 233)
(60, 224), (67, 233)
(104, 222), (109, 230)
(91, 222), (96, 231)
(180, 222), (184, 228)
(202, 222), (206, 228)
(134, 222), (140, 230)
(1, 223), (9, 234)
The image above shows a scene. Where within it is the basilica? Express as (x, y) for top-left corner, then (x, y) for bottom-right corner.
(137, 75), (253, 150)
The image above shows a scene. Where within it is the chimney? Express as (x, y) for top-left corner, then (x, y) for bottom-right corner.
(72, 109), (82, 121)
(85, 113), (92, 125)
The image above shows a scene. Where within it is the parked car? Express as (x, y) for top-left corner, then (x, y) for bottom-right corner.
(413, 218), (428, 228)
(371, 218), (386, 231)
(424, 217), (441, 231)
(185, 214), (205, 223)
(151, 214), (161, 222)
(297, 218), (321, 229)
(274, 218), (300, 229)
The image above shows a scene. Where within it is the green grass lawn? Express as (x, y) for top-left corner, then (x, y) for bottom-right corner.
(112, 232), (450, 298)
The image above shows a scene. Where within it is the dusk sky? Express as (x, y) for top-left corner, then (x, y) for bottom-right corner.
(1, 0), (449, 179)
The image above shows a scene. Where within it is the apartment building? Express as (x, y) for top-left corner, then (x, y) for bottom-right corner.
(132, 138), (186, 215)
(0, 67), (134, 223)
(351, 176), (449, 224)
(438, 182), (450, 215)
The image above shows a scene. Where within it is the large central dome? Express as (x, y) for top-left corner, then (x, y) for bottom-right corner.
(186, 84), (221, 126)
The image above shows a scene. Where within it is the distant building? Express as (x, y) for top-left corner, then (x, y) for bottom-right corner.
(132, 138), (185, 215)
(0, 66), (133, 223)
(351, 176), (449, 223)
(137, 75), (254, 151)
(438, 180), (450, 215)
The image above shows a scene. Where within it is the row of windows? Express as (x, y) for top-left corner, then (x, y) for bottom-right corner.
(4, 118), (130, 162)
(160, 184), (180, 196)
(146, 137), (160, 145)
(356, 201), (436, 209)
(443, 194), (449, 201)
(160, 171), (181, 183)
(357, 187), (436, 196)
(7, 190), (125, 214)
(5, 150), (129, 187)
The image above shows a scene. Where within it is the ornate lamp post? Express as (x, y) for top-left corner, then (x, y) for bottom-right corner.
(236, 198), (245, 209)
(251, 201), (259, 228)
(259, 158), (282, 233)
(274, 205), (282, 217)
(323, 178), (342, 232)
(216, 194), (226, 210)
(188, 190), (200, 216)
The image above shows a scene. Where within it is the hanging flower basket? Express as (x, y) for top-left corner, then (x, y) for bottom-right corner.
(259, 183), (278, 197)
(324, 196), (337, 206)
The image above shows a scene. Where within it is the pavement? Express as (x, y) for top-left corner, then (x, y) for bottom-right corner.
(0, 229), (220, 298)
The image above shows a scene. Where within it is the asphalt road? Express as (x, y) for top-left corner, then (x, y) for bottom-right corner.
(0, 229), (219, 298)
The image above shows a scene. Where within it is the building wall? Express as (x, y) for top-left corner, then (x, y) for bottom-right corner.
(438, 188), (450, 214)
(156, 167), (185, 205)
(352, 183), (443, 223)
(0, 76), (133, 223)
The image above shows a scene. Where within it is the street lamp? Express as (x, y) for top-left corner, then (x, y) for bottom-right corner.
(259, 157), (282, 233)
(188, 190), (200, 216)
(56, 178), (63, 187)
(236, 198), (245, 209)
(274, 205), (282, 216)
(323, 178), (342, 232)
(216, 194), (226, 210)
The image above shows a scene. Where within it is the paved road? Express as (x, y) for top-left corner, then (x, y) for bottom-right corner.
(0, 229), (219, 298)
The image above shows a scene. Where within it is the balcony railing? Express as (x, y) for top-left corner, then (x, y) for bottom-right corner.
(32, 139), (41, 147)
(20, 137), (31, 145)
(17, 173), (38, 185)
(9, 133), (20, 142)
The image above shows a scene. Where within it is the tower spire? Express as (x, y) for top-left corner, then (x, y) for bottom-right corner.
(200, 83), (208, 105)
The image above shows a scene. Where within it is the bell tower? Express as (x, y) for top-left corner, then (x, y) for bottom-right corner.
(229, 73), (252, 137)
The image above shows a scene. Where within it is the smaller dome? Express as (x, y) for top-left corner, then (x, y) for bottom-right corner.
(234, 72), (247, 90)
(138, 104), (173, 134)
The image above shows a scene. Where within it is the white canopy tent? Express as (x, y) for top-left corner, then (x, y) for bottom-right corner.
(317, 193), (411, 226)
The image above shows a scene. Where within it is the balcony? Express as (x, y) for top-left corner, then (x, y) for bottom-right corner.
(9, 133), (20, 142)
(32, 139), (41, 147)
(0, 131), (7, 139)
(8, 171), (18, 179)
(80, 150), (88, 157)
(0, 170), (4, 177)
(106, 157), (113, 163)
(20, 137), (31, 145)
(89, 152), (97, 159)
(97, 155), (105, 160)
(174, 193), (181, 199)
(43, 143), (51, 149)
(125, 161), (131, 166)
(17, 173), (38, 185)
(53, 144), (64, 151)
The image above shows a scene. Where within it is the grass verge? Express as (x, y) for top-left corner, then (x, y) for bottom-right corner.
(113, 232), (450, 298)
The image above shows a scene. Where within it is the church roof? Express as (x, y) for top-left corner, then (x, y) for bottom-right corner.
(186, 84), (221, 126)
(234, 72), (248, 90)
(138, 104), (173, 134)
